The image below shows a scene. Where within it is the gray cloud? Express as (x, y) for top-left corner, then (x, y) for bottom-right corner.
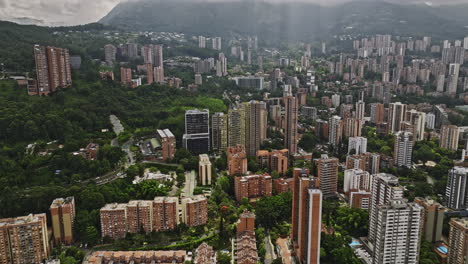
(0, 0), (468, 26)
(0, 0), (120, 26)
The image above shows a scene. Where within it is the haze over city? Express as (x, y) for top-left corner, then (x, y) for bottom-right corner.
(0, 0), (468, 264)
(1, 0), (468, 25)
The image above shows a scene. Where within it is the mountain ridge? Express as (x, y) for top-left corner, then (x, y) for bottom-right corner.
(99, 0), (468, 41)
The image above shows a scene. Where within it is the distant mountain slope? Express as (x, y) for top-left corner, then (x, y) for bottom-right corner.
(0, 21), (112, 72)
(99, 0), (468, 41)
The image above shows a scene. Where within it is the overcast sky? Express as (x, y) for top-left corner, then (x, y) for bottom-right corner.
(0, 0), (467, 26)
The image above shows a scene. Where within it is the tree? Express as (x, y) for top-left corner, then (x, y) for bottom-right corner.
(217, 253), (231, 264)
(248, 158), (260, 172)
(298, 132), (318, 153)
(419, 240), (440, 264)
(84, 226), (100, 246)
(272, 258), (283, 264)
(78, 190), (105, 210)
(255, 192), (292, 228)
(414, 144), (435, 165)
(335, 207), (369, 238)
(215, 152), (227, 170)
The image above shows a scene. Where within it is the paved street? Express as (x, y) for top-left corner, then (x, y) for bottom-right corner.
(264, 233), (277, 264)
(109, 115), (124, 135)
(168, 172), (179, 196)
(182, 170), (196, 197)
(122, 138), (135, 168)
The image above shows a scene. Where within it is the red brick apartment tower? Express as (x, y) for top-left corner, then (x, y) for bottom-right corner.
(234, 174), (272, 202)
(227, 145), (248, 176)
(316, 154), (339, 198)
(126, 200), (153, 234)
(120, 67), (132, 85)
(50, 197), (75, 245)
(291, 173), (322, 264)
(182, 195), (208, 227)
(284, 95), (298, 154)
(100, 203), (127, 239)
(33, 45), (72, 95)
(157, 129), (176, 161)
(0, 214), (50, 264)
(153, 197), (178, 232)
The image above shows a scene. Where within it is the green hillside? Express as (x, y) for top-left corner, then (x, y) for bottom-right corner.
(99, 0), (468, 42)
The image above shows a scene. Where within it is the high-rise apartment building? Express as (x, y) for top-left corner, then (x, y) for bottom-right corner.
(348, 136), (367, 154)
(328, 116), (343, 147)
(356, 100), (365, 120)
(426, 113), (436, 130)
(198, 154), (212, 186)
(153, 45), (164, 68)
(216, 53), (227, 76)
(447, 218), (468, 264)
(301, 106), (317, 121)
(343, 169), (372, 194)
(198, 36), (206, 48)
(183, 109), (210, 154)
(440, 125), (460, 151)
(371, 199), (423, 264)
(181, 195), (208, 227)
(100, 197), (181, 239)
(100, 195), (208, 239)
(447, 63), (461, 96)
(32, 45), (72, 95)
(141, 45), (153, 64)
(236, 211), (259, 264)
(237, 210), (255, 235)
(156, 129), (176, 161)
(194, 73), (203, 85)
(388, 102), (407, 133)
(331, 94), (340, 108)
(228, 107), (246, 147)
(343, 118), (364, 138)
(394, 131), (413, 167)
(414, 197), (446, 243)
(120, 67), (132, 85)
(405, 110), (426, 141)
(126, 200), (153, 234)
(212, 113), (228, 152)
(125, 43), (138, 58)
(234, 174), (272, 202)
(349, 190), (372, 209)
(0, 214), (50, 264)
(243, 101), (267, 156)
(50, 197), (75, 245)
(152, 197), (178, 232)
(227, 145), (248, 176)
(153, 66), (164, 83)
(316, 154), (339, 198)
(100, 203), (128, 239)
(145, 63), (154, 84)
(446, 166), (468, 210)
(212, 37), (222, 50)
(346, 152), (381, 174)
(291, 173), (321, 264)
(284, 96), (298, 154)
(368, 174), (404, 244)
(104, 44), (117, 66)
(257, 149), (289, 175)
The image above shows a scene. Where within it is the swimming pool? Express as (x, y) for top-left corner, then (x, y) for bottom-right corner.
(437, 246), (448, 254)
